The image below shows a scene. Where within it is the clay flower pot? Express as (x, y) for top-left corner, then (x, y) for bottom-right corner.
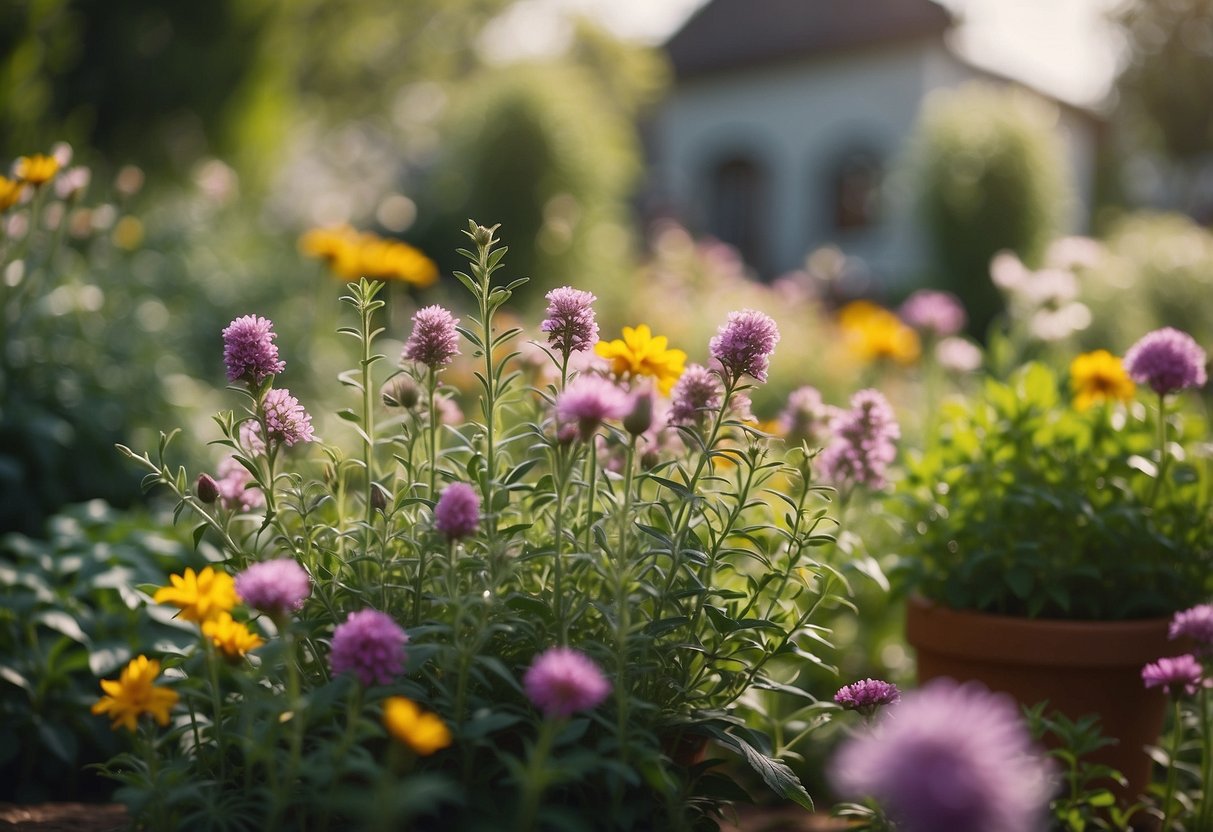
(905, 596), (1173, 805)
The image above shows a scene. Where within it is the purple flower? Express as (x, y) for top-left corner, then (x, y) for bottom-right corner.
(709, 309), (780, 382)
(899, 290), (967, 337)
(555, 375), (631, 440)
(540, 287), (599, 357)
(935, 337), (983, 373)
(1170, 604), (1213, 650)
(434, 481), (481, 540)
(1123, 327), (1207, 396)
(329, 609), (408, 687)
(1142, 654), (1205, 697)
(777, 386), (836, 447)
(223, 315), (286, 384)
(403, 305), (461, 369)
(262, 388), (315, 446)
(669, 364), (722, 426)
(215, 457), (264, 512)
(835, 678), (901, 716)
(820, 389), (900, 490)
(832, 680), (1052, 832)
(523, 647), (612, 718)
(240, 420), (266, 455)
(235, 559), (311, 616)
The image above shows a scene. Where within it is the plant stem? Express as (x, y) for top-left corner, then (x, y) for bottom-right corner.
(516, 719), (559, 832)
(1160, 696), (1182, 831)
(614, 436), (638, 764)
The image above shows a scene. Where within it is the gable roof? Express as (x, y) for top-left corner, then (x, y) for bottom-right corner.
(666, 0), (953, 80)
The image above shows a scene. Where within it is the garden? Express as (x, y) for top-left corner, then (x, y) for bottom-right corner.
(2, 2), (1213, 831)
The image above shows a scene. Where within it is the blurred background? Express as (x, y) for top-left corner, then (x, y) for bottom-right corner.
(3, 0), (1213, 803)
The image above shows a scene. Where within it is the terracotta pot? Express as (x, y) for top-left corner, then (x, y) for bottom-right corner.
(905, 596), (1174, 806)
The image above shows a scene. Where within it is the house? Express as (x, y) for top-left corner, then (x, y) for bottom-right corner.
(651, 0), (1100, 287)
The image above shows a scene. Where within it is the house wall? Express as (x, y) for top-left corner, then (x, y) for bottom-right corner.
(654, 41), (1099, 288)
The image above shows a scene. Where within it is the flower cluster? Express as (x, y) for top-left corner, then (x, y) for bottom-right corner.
(555, 375), (631, 440)
(222, 315), (286, 385)
(523, 647), (612, 719)
(668, 364), (721, 426)
(262, 388), (316, 446)
(1123, 327), (1208, 396)
(541, 286), (599, 358)
(819, 389), (900, 491)
(329, 609), (409, 687)
(235, 559), (311, 616)
(708, 309), (780, 383)
(899, 290), (966, 338)
(403, 305), (461, 369)
(835, 678), (901, 716)
(433, 482), (481, 540)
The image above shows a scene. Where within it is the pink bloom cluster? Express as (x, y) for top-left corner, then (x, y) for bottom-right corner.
(262, 388), (315, 446)
(330, 609), (409, 687)
(835, 678), (901, 716)
(403, 305), (461, 369)
(709, 309), (780, 383)
(669, 364), (721, 426)
(1123, 327), (1207, 396)
(820, 389), (900, 490)
(214, 457), (264, 512)
(1142, 654), (1205, 698)
(523, 647), (612, 719)
(555, 375), (631, 440)
(434, 482), (481, 540)
(236, 559), (311, 616)
(541, 286), (599, 358)
(222, 315), (285, 384)
(899, 290), (967, 338)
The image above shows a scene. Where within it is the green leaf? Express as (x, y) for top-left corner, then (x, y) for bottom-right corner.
(717, 733), (813, 811)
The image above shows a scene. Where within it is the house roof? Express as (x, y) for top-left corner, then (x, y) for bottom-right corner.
(666, 0), (953, 80)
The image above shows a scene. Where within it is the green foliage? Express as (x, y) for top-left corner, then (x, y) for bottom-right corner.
(913, 83), (1070, 336)
(895, 362), (1212, 619)
(98, 226), (858, 829)
(0, 501), (208, 801)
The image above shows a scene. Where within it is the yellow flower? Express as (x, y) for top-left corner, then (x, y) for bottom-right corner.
(838, 300), (921, 365)
(1070, 350), (1135, 410)
(300, 226), (439, 287)
(383, 696), (452, 756)
(91, 655), (179, 732)
(202, 612), (265, 659)
(153, 566), (238, 623)
(595, 324), (687, 395)
(0, 176), (25, 212)
(300, 224), (362, 278)
(14, 154), (59, 186)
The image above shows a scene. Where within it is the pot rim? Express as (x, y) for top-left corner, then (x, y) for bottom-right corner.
(905, 595), (1179, 667)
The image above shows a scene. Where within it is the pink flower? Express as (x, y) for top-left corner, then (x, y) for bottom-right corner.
(329, 609), (408, 687)
(262, 388), (315, 446)
(223, 315), (285, 384)
(819, 389), (900, 490)
(434, 482), (481, 540)
(899, 290), (967, 337)
(236, 559), (311, 616)
(403, 305), (461, 369)
(555, 375), (630, 440)
(668, 364), (722, 426)
(835, 678), (901, 716)
(1142, 654), (1204, 697)
(1123, 327), (1207, 396)
(523, 647), (612, 718)
(541, 287), (599, 357)
(709, 309), (780, 383)
(215, 457), (264, 512)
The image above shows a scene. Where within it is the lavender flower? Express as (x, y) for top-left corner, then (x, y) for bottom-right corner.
(239, 420), (266, 455)
(820, 389), (900, 490)
(835, 679), (901, 716)
(935, 337), (983, 374)
(555, 375), (631, 440)
(523, 647), (612, 718)
(1170, 604), (1213, 651)
(434, 482), (481, 540)
(215, 457), (264, 512)
(540, 287), (599, 357)
(709, 309), (780, 382)
(1142, 654), (1205, 697)
(832, 680), (1052, 832)
(329, 609), (408, 687)
(777, 386), (836, 447)
(899, 290), (967, 337)
(403, 305), (461, 369)
(262, 388), (315, 446)
(669, 364), (722, 426)
(1123, 327), (1208, 396)
(235, 559), (311, 616)
(222, 315), (285, 384)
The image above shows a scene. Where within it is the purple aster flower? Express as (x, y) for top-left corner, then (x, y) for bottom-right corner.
(215, 457), (264, 512)
(329, 609), (408, 687)
(709, 309), (780, 382)
(835, 678), (901, 716)
(554, 375), (630, 440)
(777, 386), (836, 447)
(819, 389), (900, 490)
(433, 481), (481, 540)
(235, 559), (311, 616)
(1123, 327), (1208, 396)
(403, 305), (461, 369)
(223, 315), (285, 384)
(523, 647), (612, 718)
(540, 287), (599, 358)
(899, 290), (967, 337)
(1170, 604), (1213, 651)
(669, 364), (722, 426)
(1142, 654), (1205, 697)
(262, 388), (315, 446)
(832, 680), (1052, 832)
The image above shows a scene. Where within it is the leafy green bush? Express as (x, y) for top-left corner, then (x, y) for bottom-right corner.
(912, 83), (1070, 336)
(0, 501), (207, 801)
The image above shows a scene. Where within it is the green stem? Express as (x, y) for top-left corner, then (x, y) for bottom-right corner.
(552, 448), (570, 645)
(516, 719), (559, 832)
(614, 436), (638, 764)
(1160, 696), (1182, 831)
(1150, 391), (1170, 507)
(206, 642), (227, 782)
(1198, 686), (1212, 831)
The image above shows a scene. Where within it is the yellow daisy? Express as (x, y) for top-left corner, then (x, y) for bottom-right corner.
(838, 300), (921, 365)
(153, 566), (238, 623)
(383, 696), (453, 756)
(0, 176), (25, 212)
(595, 324), (687, 395)
(1070, 350), (1135, 411)
(201, 612), (265, 659)
(91, 655), (179, 732)
(14, 154), (59, 187)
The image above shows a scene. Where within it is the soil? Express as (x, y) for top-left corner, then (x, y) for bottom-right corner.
(0, 804), (128, 832)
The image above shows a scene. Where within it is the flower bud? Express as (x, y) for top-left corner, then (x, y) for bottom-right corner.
(472, 224), (495, 247)
(623, 392), (653, 436)
(196, 473), (220, 504)
(370, 484), (388, 513)
(556, 422), (578, 446)
(382, 375), (420, 409)
(640, 448), (660, 470)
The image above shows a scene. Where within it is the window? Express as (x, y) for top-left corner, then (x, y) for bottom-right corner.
(830, 149), (883, 231)
(707, 154), (768, 272)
